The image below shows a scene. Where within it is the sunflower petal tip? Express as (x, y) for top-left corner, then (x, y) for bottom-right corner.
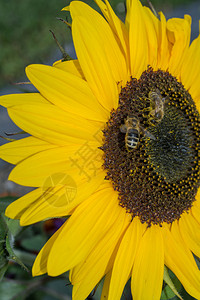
(61, 5), (70, 12)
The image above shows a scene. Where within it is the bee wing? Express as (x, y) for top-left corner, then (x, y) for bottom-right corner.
(144, 130), (156, 140)
(140, 125), (156, 140)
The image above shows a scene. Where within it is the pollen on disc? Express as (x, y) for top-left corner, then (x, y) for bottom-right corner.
(102, 67), (200, 226)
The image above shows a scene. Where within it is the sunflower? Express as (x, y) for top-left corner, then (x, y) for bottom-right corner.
(1, 0), (200, 299)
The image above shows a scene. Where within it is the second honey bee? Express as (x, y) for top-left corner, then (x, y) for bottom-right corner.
(148, 90), (166, 124)
(120, 116), (155, 151)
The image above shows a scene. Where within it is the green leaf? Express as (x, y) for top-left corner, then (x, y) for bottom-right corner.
(161, 266), (183, 300)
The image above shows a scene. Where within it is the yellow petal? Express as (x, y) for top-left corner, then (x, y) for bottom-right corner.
(162, 223), (200, 299)
(129, 0), (148, 78)
(26, 64), (108, 122)
(167, 15), (191, 79)
(72, 16), (119, 111)
(47, 188), (120, 275)
(21, 172), (105, 225)
(53, 59), (84, 79)
(32, 225), (63, 276)
(196, 188), (200, 201)
(179, 211), (200, 257)
(0, 93), (48, 108)
(125, 0), (131, 28)
(94, 0), (129, 69)
(5, 188), (43, 220)
(70, 1), (128, 84)
(8, 104), (102, 146)
(0, 136), (56, 165)
(101, 271), (112, 300)
(191, 201), (200, 224)
(6, 172), (105, 225)
(157, 12), (171, 70)
(180, 33), (200, 105)
(9, 142), (102, 186)
(142, 6), (159, 69)
(131, 225), (164, 300)
(71, 207), (127, 300)
(104, 213), (132, 274)
(180, 35), (200, 91)
(170, 220), (198, 266)
(108, 217), (145, 300)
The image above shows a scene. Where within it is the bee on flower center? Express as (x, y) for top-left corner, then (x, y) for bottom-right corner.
(120, 116), (155, 151)
(148, 89), (166, 125)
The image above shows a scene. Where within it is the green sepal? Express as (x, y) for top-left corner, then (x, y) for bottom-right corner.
(162, 266), (183, 300)
(6, 232), (29, 273)
(5, 218), (22, 237)
(0, 263), (9, 281)
(0, 214), (8, 238)
(0, 215), (9, 269)
(0, 215), (10, 280)
(0, 214), (29, 274)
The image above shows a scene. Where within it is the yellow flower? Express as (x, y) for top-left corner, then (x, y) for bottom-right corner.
(1, 0), (200, 299)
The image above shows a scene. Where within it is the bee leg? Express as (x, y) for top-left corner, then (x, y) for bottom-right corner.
(150, 109), (156, 118)
(143, 106), (152, 113)
(142, 107), (152, 119)
(148, 116), (156, 126)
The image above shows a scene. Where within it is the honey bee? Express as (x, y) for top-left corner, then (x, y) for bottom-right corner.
(148, 90), (166, 124)
(120, 116), (155, 151)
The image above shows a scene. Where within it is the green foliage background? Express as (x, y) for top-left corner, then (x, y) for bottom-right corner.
(0, 0), (192, 89)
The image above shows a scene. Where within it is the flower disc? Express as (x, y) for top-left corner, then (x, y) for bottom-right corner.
(102, 67), (200, 225)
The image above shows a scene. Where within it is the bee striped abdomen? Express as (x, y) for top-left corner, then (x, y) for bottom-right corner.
(126, 128), (140, 150)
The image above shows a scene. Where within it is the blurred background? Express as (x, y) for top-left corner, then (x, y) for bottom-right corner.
(0, 0), (200, 93)
(0, 0), (200, 299)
